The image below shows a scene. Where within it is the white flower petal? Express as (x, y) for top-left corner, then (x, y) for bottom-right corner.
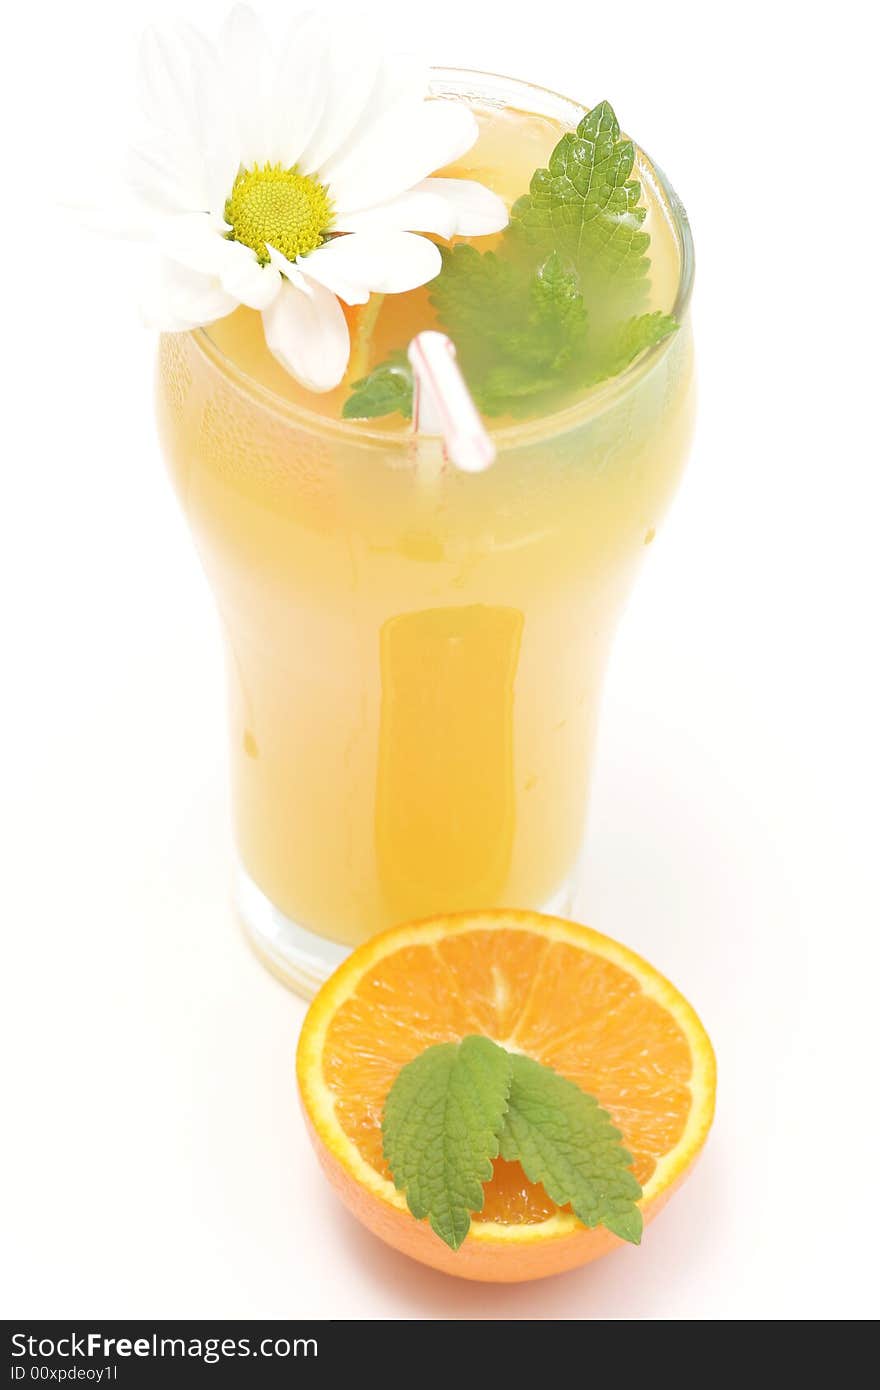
(141, 256), (238, 330)
(202, 144), (244, 221)
(297, 23), (382, 174)
(138, 24), (201, 143)
(158, 212), (231, 273)
(220, 5), (272, 166)
(216, 240), (282, 310)
(155, 214), (282, 309)
(127, 141), (208, 216)
(327, 101), (479, 215)
(70, 191), (163, 241)
(136, 23), (238, 215)
(314, 53), (427, 178)
(371, 54), (430, 115)
(184, 30), (241, 212)
(266, 10), (329, 166)
(261, 278), (350, 392)
(332, 178), (509, 239)
(333, 190), (458, 238)
(302, 231), (441, 304)
(265, 244), (308, 290)
(413, 178), (509, 236)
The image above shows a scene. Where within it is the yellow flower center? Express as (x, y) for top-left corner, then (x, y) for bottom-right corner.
(225, 163), (333, 265)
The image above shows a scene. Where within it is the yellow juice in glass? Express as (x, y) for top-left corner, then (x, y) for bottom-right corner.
(155, 70), (695, 993)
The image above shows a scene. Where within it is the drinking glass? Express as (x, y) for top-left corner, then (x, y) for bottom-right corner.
(155, 69), (695, 996)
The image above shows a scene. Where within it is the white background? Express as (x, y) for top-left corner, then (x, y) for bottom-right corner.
(2, 0), (878, 1320)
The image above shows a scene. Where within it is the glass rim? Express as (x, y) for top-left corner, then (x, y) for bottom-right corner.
(190, 66), (695, 453)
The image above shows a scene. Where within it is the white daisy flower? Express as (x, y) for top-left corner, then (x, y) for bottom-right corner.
(120, 5), (508, 391)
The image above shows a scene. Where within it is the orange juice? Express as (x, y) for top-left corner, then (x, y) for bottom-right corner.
(155, 70), (695, 993)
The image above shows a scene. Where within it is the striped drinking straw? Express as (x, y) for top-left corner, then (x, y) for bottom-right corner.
(407, 331), (496, 474)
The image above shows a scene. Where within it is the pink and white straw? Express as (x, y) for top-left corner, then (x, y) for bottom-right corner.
(407, 332), (496, 474)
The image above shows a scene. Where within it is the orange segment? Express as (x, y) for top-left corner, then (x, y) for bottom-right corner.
(297, 911), (716, 1282)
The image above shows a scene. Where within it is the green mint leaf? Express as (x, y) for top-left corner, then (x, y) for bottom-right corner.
(429, 246), (590, 417)
(528, 250), (591, 361)
(586, 310), (679, 388)
(509, 100), (651, 317)
(499, 1053), (643, 1245)
(429, 245), (525, 357)
(342, 350), (413, 420)
(382, 1035), (512, 1251)
(597, 310), (679, 377)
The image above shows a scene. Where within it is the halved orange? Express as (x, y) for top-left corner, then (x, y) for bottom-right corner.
(297, 911), (716, 1282)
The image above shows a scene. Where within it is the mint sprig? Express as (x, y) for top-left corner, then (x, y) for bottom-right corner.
(382, 1036), (642, 1252)
(342, 100), (677, 423)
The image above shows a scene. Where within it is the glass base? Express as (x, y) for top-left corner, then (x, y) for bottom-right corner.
(235, 862), (577, 999)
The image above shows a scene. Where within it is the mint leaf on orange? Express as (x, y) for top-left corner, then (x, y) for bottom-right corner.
(382, 1037), (643, 1252)
(499, 1053), (643, 1244)
(382, 1035), (512, 1251)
